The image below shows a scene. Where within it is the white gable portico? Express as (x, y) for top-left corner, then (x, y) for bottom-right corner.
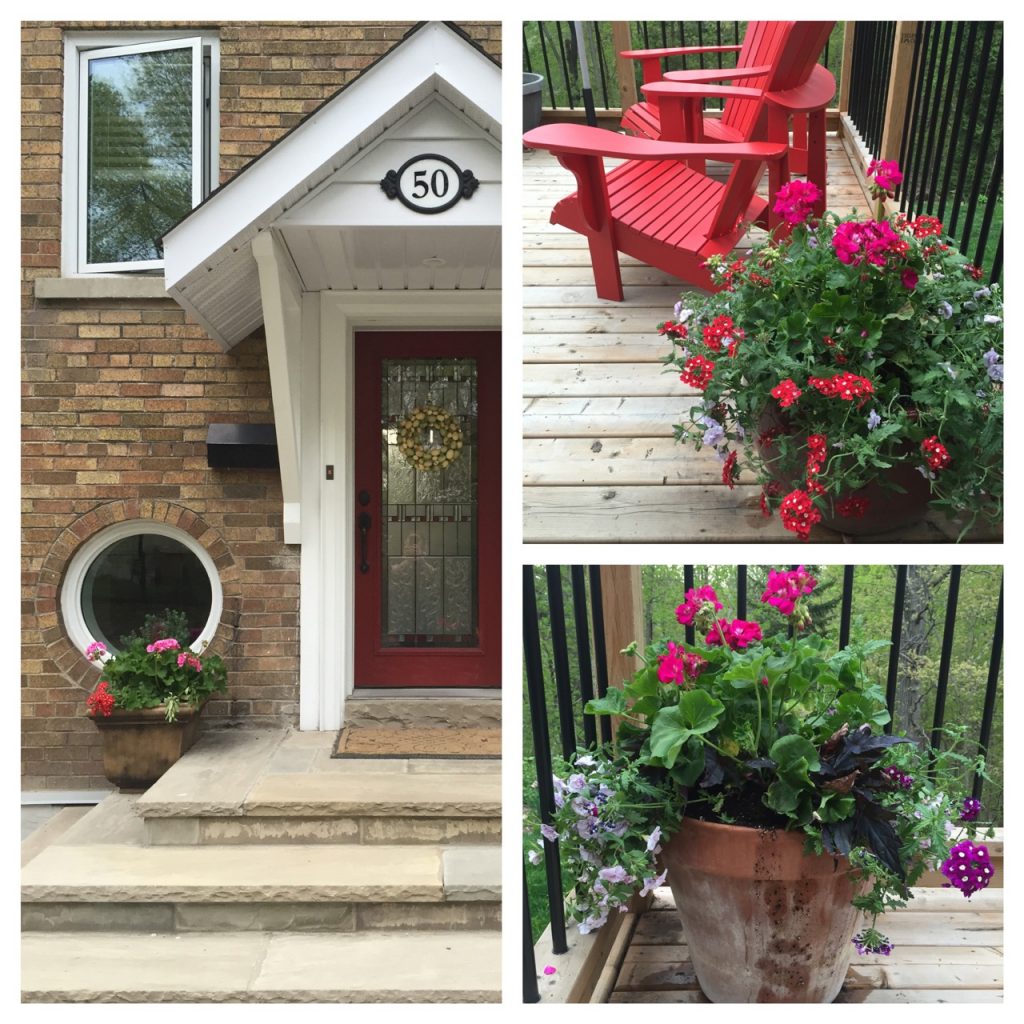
(163, 22), (501, 730)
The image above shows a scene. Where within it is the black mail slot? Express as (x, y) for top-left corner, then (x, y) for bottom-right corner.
(206, 423), (279, 469)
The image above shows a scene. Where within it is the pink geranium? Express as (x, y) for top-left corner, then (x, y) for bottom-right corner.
(675, 586), (722, 626)
(656, 642), (709, 685)
(772, 179), (821, 226)
(761, 566), (817, 616)
(705, 618), (763, 651)
(832, 219), (904, 268)
(146, 637), (181, 654)
(867, 159), (903, 193)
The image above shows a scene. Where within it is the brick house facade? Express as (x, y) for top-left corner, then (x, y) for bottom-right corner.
(22, 21), (502, 790)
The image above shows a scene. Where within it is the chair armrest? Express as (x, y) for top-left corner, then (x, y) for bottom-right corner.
(764, 64), (836, 113)
(523, 123), (787, 164)
(662, 64), (772, 85)
(619, 44), (741, 60)
(642, 82), (763, 103)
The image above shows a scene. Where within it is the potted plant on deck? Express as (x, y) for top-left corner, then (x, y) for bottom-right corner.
(84, 610), (227, 790)
(661, 163), (1003, 540)
(530, 570), (995, 1002)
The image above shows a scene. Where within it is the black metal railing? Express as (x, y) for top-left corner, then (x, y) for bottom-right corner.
(845, 21), (1003, 282)
(846, 22), (896, 160)
(523, 564), (1003, 1001)
(523, 21), (842, 114)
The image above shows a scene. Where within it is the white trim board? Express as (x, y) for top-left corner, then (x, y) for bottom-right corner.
(298, 290), (500, 731)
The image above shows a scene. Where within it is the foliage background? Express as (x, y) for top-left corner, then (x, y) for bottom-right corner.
(523, 564), (1003, 940)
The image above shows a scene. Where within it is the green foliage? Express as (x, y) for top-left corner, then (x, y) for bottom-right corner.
(89, 612), (227, 723)
(526, 569), (1002, 940)
(668, 214), (1002, 534)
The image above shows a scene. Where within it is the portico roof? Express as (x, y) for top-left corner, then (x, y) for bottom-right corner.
(163, 22), (501, 349)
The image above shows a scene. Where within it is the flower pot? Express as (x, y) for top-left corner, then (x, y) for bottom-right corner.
(757, 407), (932, 536)
(820, 464), (932, 535)
(661, 819), (864, 1003)
(523, 73), (544, 133)
(90, 703), (206, 791)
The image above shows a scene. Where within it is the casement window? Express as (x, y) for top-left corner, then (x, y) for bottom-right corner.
(63, 33), (219, 274)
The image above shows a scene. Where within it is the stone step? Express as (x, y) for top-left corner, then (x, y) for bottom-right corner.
(22, 929), (501, 1002)
(345, 690), (502, 730)
(22, 841), (500, 933)
(134, 729), (501, 845)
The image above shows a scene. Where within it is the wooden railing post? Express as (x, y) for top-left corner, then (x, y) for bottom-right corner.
(599, 566), (644, 690)
(879, 21), (918, 165)
(612, 22), (638, 114)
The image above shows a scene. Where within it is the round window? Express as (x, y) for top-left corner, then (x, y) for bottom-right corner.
(63, 522), (223, 655)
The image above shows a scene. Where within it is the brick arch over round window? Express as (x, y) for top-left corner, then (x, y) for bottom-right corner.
(37, 501), (241, 694)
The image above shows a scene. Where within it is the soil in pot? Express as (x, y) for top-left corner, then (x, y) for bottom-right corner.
(661, 818), (864, 1003)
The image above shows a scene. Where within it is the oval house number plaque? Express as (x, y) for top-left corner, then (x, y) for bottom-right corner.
(380, 154), (479, 214)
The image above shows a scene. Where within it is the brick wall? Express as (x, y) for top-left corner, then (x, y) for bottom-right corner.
(21, 21), (501, 789)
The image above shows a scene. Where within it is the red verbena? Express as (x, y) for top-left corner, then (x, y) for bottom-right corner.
(778, 488), (822, 541)
(922, 436), (951, 471)
(679, 355), (715, 390)
(721, 450), (738, 490)
(770, 378), (802, 409)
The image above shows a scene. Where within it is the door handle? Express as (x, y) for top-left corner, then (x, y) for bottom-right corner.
(358, 511), (371, 574)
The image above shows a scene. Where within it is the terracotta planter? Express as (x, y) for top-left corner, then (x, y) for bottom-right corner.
(661, 819), (864, 1003)
(91, 703), (205, 791)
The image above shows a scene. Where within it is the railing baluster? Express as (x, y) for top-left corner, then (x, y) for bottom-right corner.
(960, 27), (1000, 256)
(736, 565), (747, 620)
(936, 22), (971, 225)
(929, 566), (961, 755)
(546, 566), (577, 760)
(523, 566), (568, 954)
(885, 566), (908, 730)
(536, 23), (557, 109)
(683, 564), (695, 646)
(839, 565), (855, 649)
(973, 577), (1003, 802)
(554, 22), (575, 110)
(571, 565), (598, 749)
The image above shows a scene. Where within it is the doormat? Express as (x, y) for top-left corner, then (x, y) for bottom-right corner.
(332, 726), (501, 759)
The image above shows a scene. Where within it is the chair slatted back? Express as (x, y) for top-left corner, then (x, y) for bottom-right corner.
(720, 22), (795, 139)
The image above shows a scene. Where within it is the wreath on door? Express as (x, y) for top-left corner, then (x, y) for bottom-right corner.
(396, 406), (464, 472)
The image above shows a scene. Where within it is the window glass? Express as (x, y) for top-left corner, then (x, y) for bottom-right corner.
(80, 533), (213, 651)
(85, 43), (197, 266)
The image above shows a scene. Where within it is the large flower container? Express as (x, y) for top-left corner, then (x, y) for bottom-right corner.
(661, 818), (864, 1003)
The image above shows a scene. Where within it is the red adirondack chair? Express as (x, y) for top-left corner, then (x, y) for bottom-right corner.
(620, 22), (835, 208)
(521, 123), (790, 301)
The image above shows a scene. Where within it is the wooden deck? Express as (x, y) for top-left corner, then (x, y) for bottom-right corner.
(609, 885), (1003, 1003)
(522, 140), (1000, 544)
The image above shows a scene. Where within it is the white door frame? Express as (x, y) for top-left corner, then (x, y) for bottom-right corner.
(298, 290), (500, 730)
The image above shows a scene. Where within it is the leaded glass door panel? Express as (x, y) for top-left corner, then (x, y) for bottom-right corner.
(353, 333), (500, 687)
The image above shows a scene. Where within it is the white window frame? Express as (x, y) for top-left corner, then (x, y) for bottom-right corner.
(61, 520), (224, 661)
(62, 31), (219, 276)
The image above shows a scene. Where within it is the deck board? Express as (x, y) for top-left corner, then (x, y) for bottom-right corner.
(521, 141), (1001, 543)
(608, 886), (1003, 1003)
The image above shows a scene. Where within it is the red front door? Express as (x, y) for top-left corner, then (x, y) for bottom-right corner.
(353, 332), (500, 687)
